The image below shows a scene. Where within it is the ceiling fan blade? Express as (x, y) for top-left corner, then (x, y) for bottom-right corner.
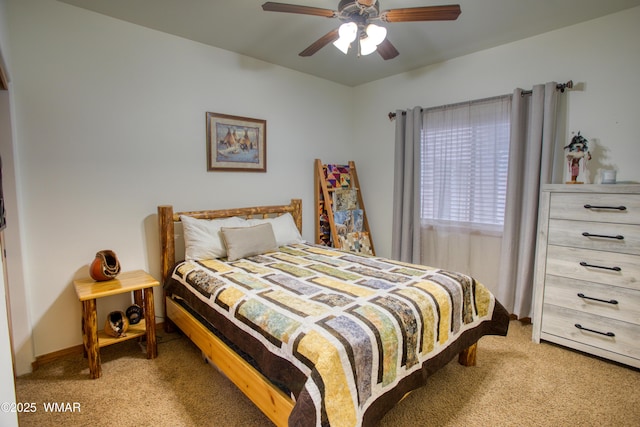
(262, 2), (336, 18)
(299, 28), (340, 57)
(382, 4), (461, 22)
(377, 39), (399, 60)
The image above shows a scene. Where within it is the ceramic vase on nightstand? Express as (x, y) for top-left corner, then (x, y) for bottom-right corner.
(89, 249), (121, 281)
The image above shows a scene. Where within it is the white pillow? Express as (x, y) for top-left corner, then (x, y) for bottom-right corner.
(180, 215), (247, 260)
(247, 213), (304, 247)
(220, 223), (278, 261)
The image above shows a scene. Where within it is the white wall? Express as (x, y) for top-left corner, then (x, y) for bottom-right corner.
(0, 90), (19, 427)
(0, 2), (24, 423)
(5, 0), (354, 373)
(0, 250), (18, 427)
(351, 6), (640, 271)
(4, 0), (640, 376)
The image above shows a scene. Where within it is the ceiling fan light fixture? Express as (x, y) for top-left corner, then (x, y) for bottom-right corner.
(333, 22), (358, 54)
(359, 24), (387, 55)
(365, 24), (387, 45)
(359, 37), (378, 55)
(333, 38), (351, 54)
(263, 2), (462, 60)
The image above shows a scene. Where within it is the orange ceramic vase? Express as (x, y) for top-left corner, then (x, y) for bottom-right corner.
(89, 250), (121, 281)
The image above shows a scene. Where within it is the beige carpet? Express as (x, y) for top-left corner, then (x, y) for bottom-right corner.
(15, 321), (640, 426)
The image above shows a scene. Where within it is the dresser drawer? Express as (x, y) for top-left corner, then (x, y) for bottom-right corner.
(541, 304), (640, 360)
(548, 219), (640, 255)
(549, 193), (640, 224)
(543, 275), (640, 325)
(546, 245), (640, 291)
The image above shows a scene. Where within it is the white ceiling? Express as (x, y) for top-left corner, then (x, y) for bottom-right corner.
(57, 0), (640, 87)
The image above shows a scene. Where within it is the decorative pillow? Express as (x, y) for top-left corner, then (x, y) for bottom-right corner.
(220, 223), (278, 261)
(247, 213), (304, 247)
(180, 215), (247, 260)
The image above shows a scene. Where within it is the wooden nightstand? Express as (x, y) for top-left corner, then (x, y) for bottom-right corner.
(73, 269), (160, 379)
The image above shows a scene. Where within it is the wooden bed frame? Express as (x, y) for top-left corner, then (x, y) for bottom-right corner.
(157, 198), (477, 427)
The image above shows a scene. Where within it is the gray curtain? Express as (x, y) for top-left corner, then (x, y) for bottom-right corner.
(496, 82), (560, 319)
(391, 107), (422, 263)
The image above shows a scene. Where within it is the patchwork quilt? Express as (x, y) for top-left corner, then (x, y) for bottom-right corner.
(165, 243), (509, 427)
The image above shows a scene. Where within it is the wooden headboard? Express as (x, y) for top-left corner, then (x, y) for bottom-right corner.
(157, 199), (302, 285)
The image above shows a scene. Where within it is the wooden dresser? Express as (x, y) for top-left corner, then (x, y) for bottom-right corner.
(532, 184), (640, 368)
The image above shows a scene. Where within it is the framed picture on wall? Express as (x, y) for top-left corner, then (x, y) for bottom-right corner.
(206, 112), (266, 172)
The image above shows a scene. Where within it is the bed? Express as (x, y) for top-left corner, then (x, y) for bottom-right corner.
(158, 199), (509, 427)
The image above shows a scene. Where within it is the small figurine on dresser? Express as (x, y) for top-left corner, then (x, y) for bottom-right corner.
(564, 131), (591, 184)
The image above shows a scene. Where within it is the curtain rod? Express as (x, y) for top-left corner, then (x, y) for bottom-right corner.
(387, 80), (573, 121)
(520, 80), (573, 96)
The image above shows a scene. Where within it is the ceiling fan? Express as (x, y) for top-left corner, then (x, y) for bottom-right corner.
(262, 1), (461, 59)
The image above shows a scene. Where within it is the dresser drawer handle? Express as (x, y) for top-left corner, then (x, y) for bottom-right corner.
(583, 204), (627, 211)
(577, 293), (619, 305)
(574, 323), (615, 337)
(581, 232), (624, 240)
(579, 261), (621, 272)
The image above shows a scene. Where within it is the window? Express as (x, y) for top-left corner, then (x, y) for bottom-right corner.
(420, 95), (511, 232)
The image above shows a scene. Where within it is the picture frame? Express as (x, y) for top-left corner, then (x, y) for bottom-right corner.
(206, 112), (266, 172)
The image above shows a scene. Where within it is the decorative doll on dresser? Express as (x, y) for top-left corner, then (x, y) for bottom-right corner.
(564, 132), (591, 184)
